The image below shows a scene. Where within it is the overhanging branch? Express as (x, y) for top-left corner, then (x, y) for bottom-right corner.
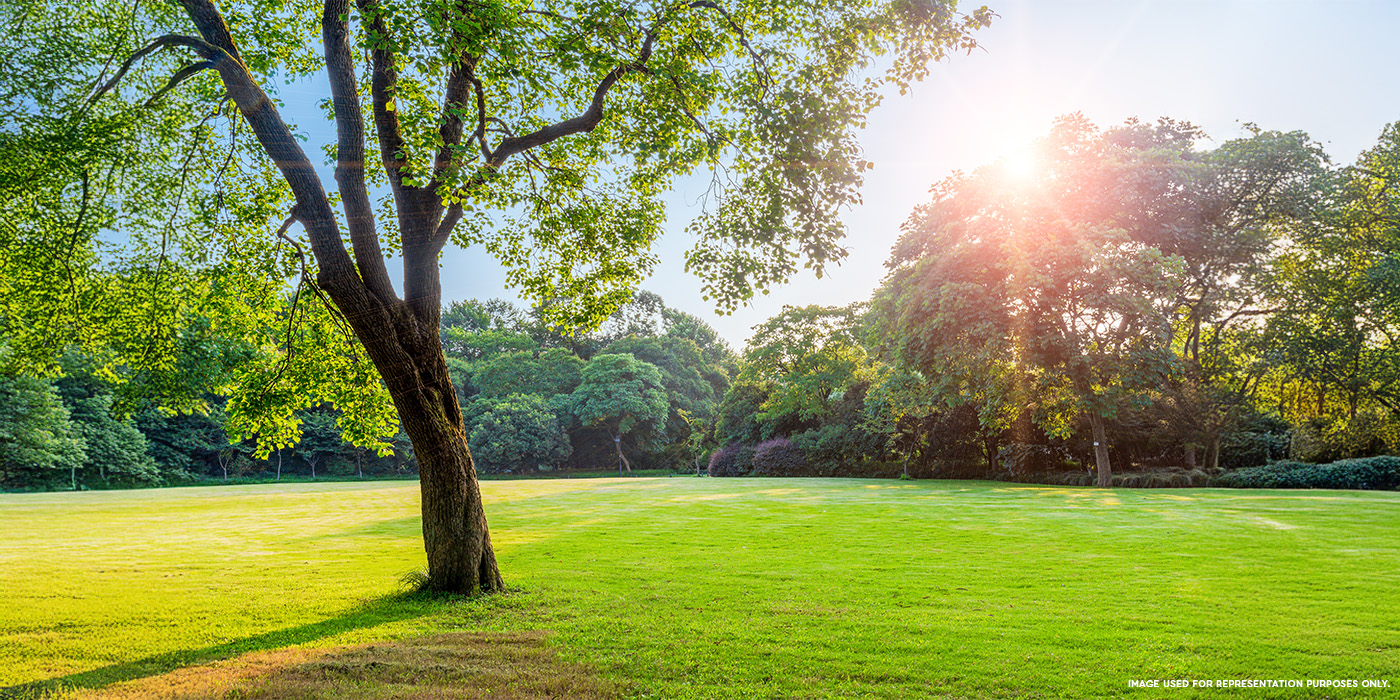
(88, 34), (221, 107)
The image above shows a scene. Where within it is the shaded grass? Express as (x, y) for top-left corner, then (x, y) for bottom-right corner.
(84, 631), (617, 700)
(2, 479), (1399, 698)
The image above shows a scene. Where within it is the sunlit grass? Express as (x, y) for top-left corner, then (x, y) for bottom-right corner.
(2, 479), (1398, 698)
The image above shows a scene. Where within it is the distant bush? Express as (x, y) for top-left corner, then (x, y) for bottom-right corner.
(1213, 456), (1400, 490)
(1112, 470), (1211, 488)
(789, 424), (884, 476)
(707, 443), (755, 477)
(751, 438), (809, 477)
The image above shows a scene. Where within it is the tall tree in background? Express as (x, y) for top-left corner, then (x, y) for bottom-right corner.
(572, 353), (670, 473)
(740, 304), (869, 424)
(20, 0), (989, 592)
(882, 117), (1186, 486)
(879, 116), (1329, 483)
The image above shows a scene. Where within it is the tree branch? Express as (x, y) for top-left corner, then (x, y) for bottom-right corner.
(88, 34), (219, 106)
(430, 57), (478, 185)
(143, 60), (216, 107)
(175, 0), (363, 296)
(354, 1), (415, 200)
(323, 0), (398, 305)
(488, 30), (656, 166)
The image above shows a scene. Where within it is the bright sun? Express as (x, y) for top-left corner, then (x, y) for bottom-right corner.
(1002, 150), (1039, 184)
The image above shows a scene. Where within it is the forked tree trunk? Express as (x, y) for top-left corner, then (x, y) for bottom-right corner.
(169, 0), (542, 595)
(1090, 412), (1112, 488)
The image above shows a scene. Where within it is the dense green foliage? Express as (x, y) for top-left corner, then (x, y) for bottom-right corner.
(1212, 456), (1400, 490)
(0, 292), (735, 489)
(449, 293), (734, 474)
(467, 394), (572, 474)
(0, 375), (85, 486)
(4, 479), (1398, 697)
(707, 117), (1400, 488)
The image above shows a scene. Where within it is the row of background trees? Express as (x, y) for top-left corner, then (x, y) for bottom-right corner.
(708, 116), (1400, 486)
(0, 291), (736, 489)
(4, 115), (1398, 490)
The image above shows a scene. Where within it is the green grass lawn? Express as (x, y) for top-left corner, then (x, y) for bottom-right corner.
(1, 478), (1398, 698)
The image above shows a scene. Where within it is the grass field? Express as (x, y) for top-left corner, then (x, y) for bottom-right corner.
(1, 478), (1398, 699)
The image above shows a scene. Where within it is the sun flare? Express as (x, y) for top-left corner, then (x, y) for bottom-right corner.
(1002, 150), (1040, 184)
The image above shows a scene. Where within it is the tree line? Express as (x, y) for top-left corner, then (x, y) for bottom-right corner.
(0, 291), (736, 489)
(707, 116), (1400, 487)
(5, 116), (1398, 492)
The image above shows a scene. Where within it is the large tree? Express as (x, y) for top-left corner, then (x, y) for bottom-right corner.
(880, 117), (1187, 486)
(0, 375), (86, 489)
(878, 116), (1328, 484)
(22, 0), (989, 592)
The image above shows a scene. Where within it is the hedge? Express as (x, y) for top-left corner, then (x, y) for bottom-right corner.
(1212, 456), (1400, 490)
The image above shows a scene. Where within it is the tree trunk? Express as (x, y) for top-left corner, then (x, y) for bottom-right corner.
(276, 449), (282, 481)
(173, 0), (503, 595)
(71, 467), (76, 491)
(1090, 412), (1112, 488)
(1207, 437), (1221, 472)
(613, 437), (633, 474)
(382, 349), (503, 594)
(1184, 443), (1197, 469)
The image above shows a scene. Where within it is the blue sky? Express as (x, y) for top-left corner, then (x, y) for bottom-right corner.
(285, 0), (1400, 349)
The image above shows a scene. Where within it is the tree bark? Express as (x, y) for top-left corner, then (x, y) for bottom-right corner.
(374, 344), (502, 594)
(1184, 443), (1197, 469)
(1090, 412), (1112, 488)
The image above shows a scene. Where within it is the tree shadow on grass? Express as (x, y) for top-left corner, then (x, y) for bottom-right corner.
(88, 630), (619, 700)
(1, 592), (447, 699)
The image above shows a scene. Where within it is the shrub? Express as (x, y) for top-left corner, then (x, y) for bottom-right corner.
(1112, 469), (1211, 488)
(789, 424), (884, 476)
(1213, 456), (1400, 490)
(751, 438), (809, 477)
(707, 443), (755, 477)
(1219, 431), (1290, 470)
